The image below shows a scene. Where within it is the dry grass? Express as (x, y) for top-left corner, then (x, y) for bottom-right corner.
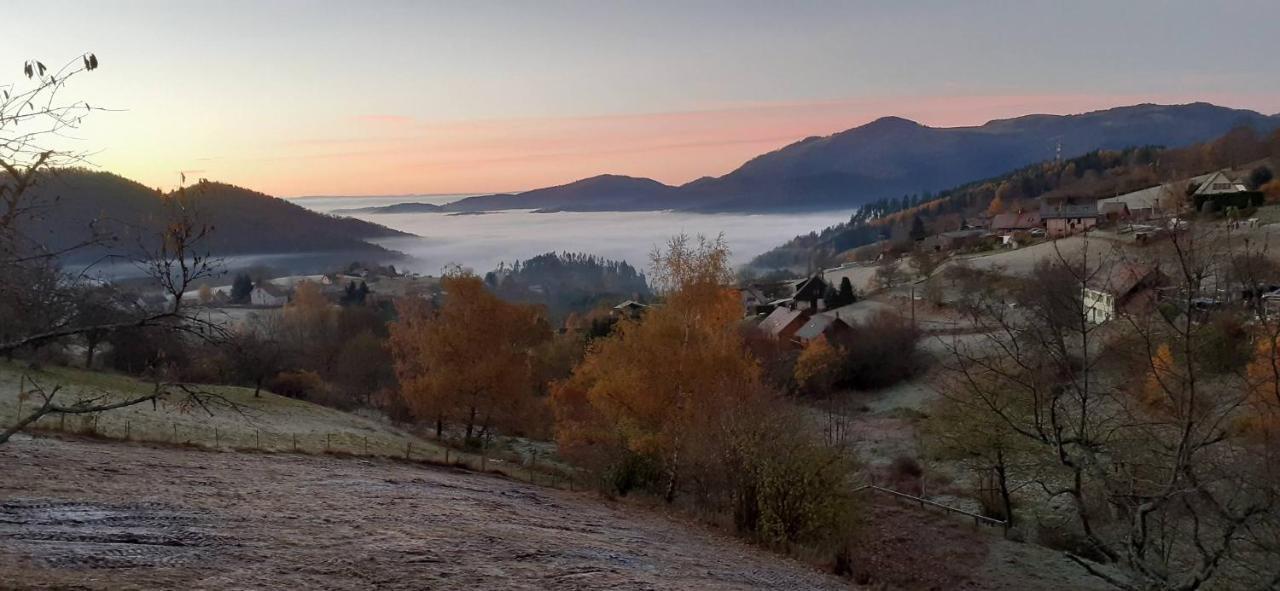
(0, 362), (574, 487)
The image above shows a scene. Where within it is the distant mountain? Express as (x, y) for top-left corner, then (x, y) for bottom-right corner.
(20, 169), (412, 265)
(378, 103), (1280, 215)
(441, 174), (679, 213)
(332, 202), (444, 214)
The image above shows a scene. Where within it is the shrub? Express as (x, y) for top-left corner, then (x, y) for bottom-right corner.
(837, 311), (920, 390)
(268, 369), (327, 400)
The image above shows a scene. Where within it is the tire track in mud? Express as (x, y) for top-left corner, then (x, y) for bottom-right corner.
(0, 499), (227, 569)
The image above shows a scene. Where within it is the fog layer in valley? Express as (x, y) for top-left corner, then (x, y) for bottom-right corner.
(300, 197), (854, 275)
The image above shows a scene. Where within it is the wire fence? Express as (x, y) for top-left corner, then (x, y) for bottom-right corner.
(9, 408), (583, 491)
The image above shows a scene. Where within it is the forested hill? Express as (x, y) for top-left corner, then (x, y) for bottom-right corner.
(369, 103), (1280, 215)
(485, 252), (651, 319)
(19, 169), (411, 264)
(750, 126), (1280, 270)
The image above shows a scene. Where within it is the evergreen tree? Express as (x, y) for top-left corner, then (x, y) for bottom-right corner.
(230, 273), (254, 304)
(909, 215), (927, 242)
(838, 277), (856, 305)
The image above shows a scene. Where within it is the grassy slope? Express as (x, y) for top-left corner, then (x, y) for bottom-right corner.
(0, 362), (446, 458)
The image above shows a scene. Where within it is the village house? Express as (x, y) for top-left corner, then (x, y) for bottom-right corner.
(790, 275), (829, 311)
(1191, 170), (1263, 212)
(921, 229), (986, 252)
(757, 306), (810, 343)
(249, 283), (290, 307)
(989, 210), (1041, 234)
(611, 300), (648, 319)
(792, 313), (851, 346)
(1083, 263), (1161, 324)
(1040, 196), (1099, 238)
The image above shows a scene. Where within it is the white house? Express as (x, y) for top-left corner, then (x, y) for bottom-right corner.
(249, 283), (289, 307)
(1193, 171), (1249, 196)
(1084, 263), (1160, 324)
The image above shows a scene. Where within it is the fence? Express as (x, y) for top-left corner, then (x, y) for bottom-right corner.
(853, 484), (1008, 531)
(8, 408), (581, 491)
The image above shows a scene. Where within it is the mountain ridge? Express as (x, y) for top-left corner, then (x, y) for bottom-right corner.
(19, 169), (412, 266)
(346, 102), (1280, 216)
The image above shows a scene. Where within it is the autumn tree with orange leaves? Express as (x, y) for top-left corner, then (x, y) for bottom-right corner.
(552, 235), (858, 550)
(389, 271), (550, 442)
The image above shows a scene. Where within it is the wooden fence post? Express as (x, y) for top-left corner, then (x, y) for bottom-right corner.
(405, 441), (412, 460)
(326, 433), (331, 452)
(255, 429), (260, 449)
(125, 420), (131, 440)
(172, 422), (178, 443)
(214, 427), (220, 447)
(445, 448), (450, 464)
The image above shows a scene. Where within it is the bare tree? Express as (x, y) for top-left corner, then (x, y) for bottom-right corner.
(0, 55), (232, 445)
(936, 232), (1280, 590)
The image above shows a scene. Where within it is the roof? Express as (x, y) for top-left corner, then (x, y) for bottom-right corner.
(794, 315), (849, 342)
(613, 300), (648, 310)
(990, 211), (1042, 231)
(1098, 171), (1218, 212)
(792, 275), (827, 300)
(1099, 201), (1129, 215)
(1040, 196), (1099, 220)
(1193, 171), (1249, 195)
(254, 283), (288, 297)
(1086, 263), (1158, 297)
(758, 307), (808, 338)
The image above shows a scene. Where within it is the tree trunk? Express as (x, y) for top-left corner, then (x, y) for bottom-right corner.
(254, 376), (263, 398)
(996, 450), (1014, 526)
(465, 406), (477, 441)
(84, 337), (98, 368)
(435, 414), (443, 439)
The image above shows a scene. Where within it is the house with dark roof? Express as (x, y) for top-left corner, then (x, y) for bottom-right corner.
(791, 275), (829, 311)
(1040, 196), (1098, 238)
(1191, 170), (1263, 212)
(990, 210), (1042, 233)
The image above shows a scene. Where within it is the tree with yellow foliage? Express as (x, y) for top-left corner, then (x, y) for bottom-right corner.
(388, 271), (550, 441)
(794, 337), (842, 397)
(553, 234), (757, 500)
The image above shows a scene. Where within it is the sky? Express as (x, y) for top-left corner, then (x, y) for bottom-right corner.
(5, 0), (1279, 197)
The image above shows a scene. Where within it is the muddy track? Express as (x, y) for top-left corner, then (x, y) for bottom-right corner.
(0, 437), (848, 590)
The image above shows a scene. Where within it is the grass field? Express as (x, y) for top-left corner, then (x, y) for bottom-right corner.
(0, 362), (572, 486)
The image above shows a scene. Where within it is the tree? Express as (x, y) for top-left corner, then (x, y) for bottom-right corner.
(909, 214), (927, 242)
(1248, 165), (1273, 190)
(936, 235), (1280, 590)
(873, 260), (905, 290)
(837, 277), (857, 306)
(230, 273), (253, 304)
(986, 193), (1006, 216)
(552, 235), (860, 553)
(0, 54), (232, 444)
(388, 271), (550, 441)
(909, 248), (941, 278)
(552, 235), (753, 500)
(794, 337), (842, 397)
(222, 314), (288, 397)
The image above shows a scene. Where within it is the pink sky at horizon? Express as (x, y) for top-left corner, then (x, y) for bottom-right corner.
(264, 91), (1280, 198)
(11, 1), (1279, 199)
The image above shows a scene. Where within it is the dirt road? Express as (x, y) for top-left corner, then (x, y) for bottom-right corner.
(0, 437), (847, 590)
